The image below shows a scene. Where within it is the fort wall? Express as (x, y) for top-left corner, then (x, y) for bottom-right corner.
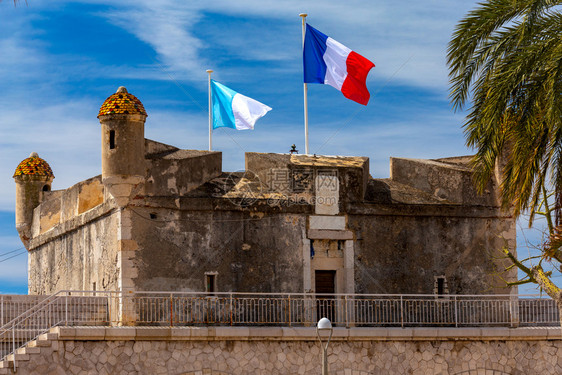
(28, 203), (119, 294)
(349, 212), (516, 294)
(7, 326), (562, 375)
(25, 193), (516, 295)
(16, 85), (518, 298)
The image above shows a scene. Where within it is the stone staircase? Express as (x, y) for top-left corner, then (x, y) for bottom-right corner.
(0, 331), (59, 374)
(0, 293), (110, 373)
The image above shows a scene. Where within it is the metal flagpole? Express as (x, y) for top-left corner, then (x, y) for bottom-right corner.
(207, 69), (213, 151)
(300, 13), (309, 155)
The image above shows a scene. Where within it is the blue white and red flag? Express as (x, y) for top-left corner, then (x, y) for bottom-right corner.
(303, 24), (375, 105)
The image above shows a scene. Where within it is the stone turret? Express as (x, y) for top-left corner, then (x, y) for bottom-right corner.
(98, 86), (147, 206)
(13, 152), (54, 247)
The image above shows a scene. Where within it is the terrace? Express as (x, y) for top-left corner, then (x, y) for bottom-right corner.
(1, 291), (559, 353)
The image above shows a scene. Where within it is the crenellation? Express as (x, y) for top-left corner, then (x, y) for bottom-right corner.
(145, 148), (222, 197)
(390, 157), (499, 206)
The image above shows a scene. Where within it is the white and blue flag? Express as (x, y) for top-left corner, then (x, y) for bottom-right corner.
(211, 80), (272, 130)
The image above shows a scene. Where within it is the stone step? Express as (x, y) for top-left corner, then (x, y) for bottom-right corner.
(28, 339), (51, 348)
(37, 332), (58, 341)
(0, 330), (59, 373)
(16, 346), (40, 355)
(4, 353), (29, 362)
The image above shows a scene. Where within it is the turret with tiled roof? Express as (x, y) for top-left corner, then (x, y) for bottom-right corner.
(13, 152), (55, 248)
(98, 86), (147, 207)
(13, 152), (54, 178)
(98, 86), (147, 117)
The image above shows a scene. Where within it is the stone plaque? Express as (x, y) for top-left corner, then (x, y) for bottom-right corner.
(315, 174), (339, 215)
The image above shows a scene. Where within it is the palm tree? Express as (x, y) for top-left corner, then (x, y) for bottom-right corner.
(448, 0), (562, 219)
(448, 0), (562, 309)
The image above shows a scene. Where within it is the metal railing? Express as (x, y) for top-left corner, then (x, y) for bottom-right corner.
(126, 292), (560, 328)
(0, 295), (47, 326)
(0, 291), (560, 368)
(0, 291), (110, 369)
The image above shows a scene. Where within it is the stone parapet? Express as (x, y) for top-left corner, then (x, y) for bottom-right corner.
(52, 326), (562, 342)
(390, 157), (499, 207)
(28, 201), (116, 250)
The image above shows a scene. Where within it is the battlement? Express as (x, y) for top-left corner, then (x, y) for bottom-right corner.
(390, 156), (499, 206)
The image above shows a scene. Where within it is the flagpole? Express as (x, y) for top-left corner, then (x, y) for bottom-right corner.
(300, 13), (309, 155)
(207, 69), (213, 151)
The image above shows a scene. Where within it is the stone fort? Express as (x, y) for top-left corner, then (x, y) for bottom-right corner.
(5, 87), (556, 375)
(13, 86), (516, 297)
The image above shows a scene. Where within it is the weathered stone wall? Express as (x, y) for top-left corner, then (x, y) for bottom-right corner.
(245, 152), (369, 204)
(130, 206), (306, 293)
(349, 210), (516, 294)
(124, 198), (514, 295)
(145, 150), (222, 197)
(22, 146), (516, 297)
(9, 327), (562, 375)
(28, 205), (119, 294)
(26, 191), (515, 296)
(31, 176), (104, 237)
(390, 157), (498, 206)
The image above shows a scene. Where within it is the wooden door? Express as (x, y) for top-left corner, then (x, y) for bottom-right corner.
(315, 270), (336, 323)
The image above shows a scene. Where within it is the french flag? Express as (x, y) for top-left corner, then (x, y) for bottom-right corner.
(303, 24), (375, 105)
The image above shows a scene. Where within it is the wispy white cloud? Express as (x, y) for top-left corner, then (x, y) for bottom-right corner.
(98, 2), (206, 81)
(65, 0), (476, 90)
(1, 0), (478, 90)
(1, 0), (477, 90)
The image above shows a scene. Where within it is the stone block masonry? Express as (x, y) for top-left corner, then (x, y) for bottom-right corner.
(3, 326), (562, 374)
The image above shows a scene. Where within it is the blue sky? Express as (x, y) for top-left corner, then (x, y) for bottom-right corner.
(0, 0), (552, 294)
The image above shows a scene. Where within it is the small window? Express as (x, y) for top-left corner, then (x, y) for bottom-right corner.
(109, 130), (116, 149)
(437, 278), (445, 295)
(42, 185), (51, 192)
(205, 272), (218, 295)
(149, 213), (157, 219)
(434, 275), (448, 298)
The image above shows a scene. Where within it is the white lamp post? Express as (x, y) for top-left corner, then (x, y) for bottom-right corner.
(317, 317), (333, 375)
